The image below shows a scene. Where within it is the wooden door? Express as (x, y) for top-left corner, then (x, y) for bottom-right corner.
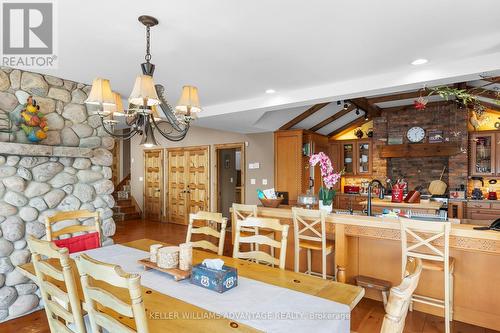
(274, 130), (303, 204)
(356, 139), (372, 175)
(144, 149), (163, 221)
(340, 141), (355, 175)
(470, 132), (496, 176)
(167, 146), (209, 225)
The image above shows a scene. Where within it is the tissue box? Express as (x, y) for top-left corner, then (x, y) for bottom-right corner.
(190, 264), (238, 293)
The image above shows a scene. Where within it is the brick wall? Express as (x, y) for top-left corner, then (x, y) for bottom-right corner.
(345, 103), (468, 193)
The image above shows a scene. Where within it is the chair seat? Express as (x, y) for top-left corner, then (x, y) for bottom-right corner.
(299, 239), (334, 253)
(422, 257), (455, 272)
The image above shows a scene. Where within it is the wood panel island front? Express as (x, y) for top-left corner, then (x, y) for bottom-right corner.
(231, 206), (500, 331)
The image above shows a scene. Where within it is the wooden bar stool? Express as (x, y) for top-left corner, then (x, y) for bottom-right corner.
(400, 217), (454, 333)
(292, 207), (334, 280)
(232, 203), (276, 265)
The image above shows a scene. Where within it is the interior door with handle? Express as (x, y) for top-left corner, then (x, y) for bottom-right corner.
(144, 149), (163, 221)
(167, 146), (209, 224)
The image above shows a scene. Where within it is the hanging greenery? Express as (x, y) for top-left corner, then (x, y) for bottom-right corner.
(427, 85), (500, 116)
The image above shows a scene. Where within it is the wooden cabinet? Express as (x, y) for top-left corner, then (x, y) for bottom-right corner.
(335, 194), (366, 211)
(448, 201), (465, 219)
(338, 139), (373, 176)
(469, 131), (499, 176)
(274, 130), (329, 204)
(466, 201), (500, 220)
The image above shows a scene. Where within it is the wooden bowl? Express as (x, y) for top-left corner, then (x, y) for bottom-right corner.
(259, 197), (283, 208)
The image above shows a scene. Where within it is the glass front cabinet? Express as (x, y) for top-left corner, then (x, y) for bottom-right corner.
(470, 132), (497, 176)
(340, 139), (372, 176)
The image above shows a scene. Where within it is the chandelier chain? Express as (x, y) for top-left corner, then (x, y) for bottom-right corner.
(145, 26), (152, 62)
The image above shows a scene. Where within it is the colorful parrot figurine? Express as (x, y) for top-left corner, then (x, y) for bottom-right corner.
(19, 96), (49, 142)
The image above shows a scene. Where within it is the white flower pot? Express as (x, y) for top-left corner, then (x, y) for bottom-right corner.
(319, 200), (333, 214)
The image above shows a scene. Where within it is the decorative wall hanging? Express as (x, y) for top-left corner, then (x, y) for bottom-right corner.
(19, 96), (48, 143)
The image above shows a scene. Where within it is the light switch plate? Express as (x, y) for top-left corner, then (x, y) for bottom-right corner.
(139, 177), (143, 181)
(262, 179), (268, 185)
(250, 178), (256, 185)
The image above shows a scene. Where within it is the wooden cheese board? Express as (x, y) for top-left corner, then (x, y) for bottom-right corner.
(138, 258), (191, 281)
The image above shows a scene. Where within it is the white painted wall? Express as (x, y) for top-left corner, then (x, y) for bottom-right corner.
(130, 126), (274, 218)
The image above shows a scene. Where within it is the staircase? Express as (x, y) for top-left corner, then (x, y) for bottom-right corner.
(113, 175), (142, 221)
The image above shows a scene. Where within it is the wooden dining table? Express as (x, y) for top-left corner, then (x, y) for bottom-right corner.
(17, 238), (364, 332)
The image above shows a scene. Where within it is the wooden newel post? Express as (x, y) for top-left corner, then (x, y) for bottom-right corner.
(335, 223), (348, 283)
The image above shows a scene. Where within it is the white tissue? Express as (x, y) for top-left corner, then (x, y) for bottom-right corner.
(202, 258), (224, 270)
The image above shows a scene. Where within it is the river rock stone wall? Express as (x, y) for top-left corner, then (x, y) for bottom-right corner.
(0, 66), (111, 149)
(0, 67), (116, 321)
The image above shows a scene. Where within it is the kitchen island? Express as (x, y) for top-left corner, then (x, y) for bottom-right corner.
(234, 206), (500, 331)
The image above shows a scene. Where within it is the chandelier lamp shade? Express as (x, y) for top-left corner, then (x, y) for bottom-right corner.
(85, 78), (115, 116)
(85, 15), (200, 146)
(129, 75), (161, 108)
(176, 85), (202, 118)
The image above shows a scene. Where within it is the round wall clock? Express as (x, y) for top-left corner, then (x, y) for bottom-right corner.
(406, 126), (425, 143)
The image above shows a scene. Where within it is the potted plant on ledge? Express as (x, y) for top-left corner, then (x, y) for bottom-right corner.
(309, 152), (342, 213)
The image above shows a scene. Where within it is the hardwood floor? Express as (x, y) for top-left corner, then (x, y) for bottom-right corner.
(1, 219), (497, 333)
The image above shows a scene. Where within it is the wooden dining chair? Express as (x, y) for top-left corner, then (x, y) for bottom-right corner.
(46, 210), (102, 254)
(27, 236), (86, 333)
(232, 203), (275, 264)
(400, 217), (454, 333)
(380, 257), (423, 333)
(76, 253), (149, 333)
(292, 207), (334, 279)
(186, 211), (228, 255)
(233, 217), (289, 269)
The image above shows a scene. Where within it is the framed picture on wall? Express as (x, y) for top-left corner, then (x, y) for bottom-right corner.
(428, 130), (444, 143)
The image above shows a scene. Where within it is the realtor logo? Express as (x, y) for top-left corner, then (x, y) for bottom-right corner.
(1, 0), (57, 68)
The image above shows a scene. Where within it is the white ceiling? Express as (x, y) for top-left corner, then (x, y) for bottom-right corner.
(41, 0), (500, 133)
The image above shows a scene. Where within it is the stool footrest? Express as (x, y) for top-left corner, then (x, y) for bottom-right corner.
(355, 275), (392, 291)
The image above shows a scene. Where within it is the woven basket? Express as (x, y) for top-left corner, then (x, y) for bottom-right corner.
(259, 197), (283, 208)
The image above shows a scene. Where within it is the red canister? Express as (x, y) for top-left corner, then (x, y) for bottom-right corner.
(392, 187), (403, 203)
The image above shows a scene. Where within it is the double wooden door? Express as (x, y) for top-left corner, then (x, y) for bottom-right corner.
(167, 146), (209, 224)
(144, 149), (164, 221)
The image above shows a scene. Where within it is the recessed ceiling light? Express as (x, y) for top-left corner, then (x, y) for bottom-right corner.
(265, 89), (276, 94)
(411, 58), (428, 66)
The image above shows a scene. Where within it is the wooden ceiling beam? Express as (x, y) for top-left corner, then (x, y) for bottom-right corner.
(381, 100), (453, 113)
(308, 104), (355, 132)
(328, 115), (370, 138)
(279, 102), (330, 130)
(466, 85), (499, 100)
(367, 90), (430, 104)
(481, 76), (500, 84)
(479, 100), (500, 113)
(350, 98), (381, 117)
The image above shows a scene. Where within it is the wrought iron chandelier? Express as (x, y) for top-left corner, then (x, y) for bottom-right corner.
(85, 15), (201, 147)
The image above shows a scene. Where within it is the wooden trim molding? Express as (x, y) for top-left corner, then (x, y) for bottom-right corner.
(214, 142), (246, 210)
(279, 103), (330, 130)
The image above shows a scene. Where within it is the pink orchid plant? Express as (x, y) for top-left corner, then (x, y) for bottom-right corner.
(309, 152), (342, 205)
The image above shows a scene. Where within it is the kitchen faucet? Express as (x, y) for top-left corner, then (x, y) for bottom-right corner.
(366, 179), (386, 216)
